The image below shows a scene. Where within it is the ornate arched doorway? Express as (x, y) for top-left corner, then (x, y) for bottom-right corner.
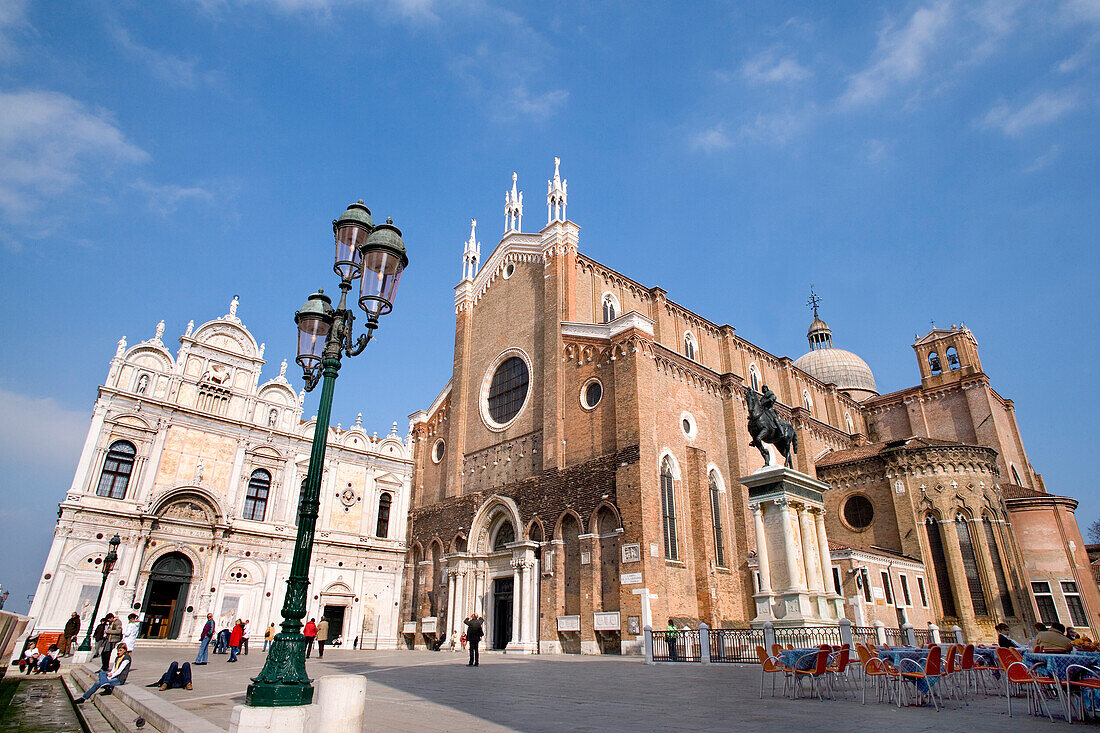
(140, 552), (193, 639)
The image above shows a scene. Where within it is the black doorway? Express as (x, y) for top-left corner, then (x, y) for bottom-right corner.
(323, 605), (346, 641)
(140, 553), (192, 639)
(492, 577), (513, 650)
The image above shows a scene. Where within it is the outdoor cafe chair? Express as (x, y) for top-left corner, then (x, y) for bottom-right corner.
(825, 646), (854, 698)
(792, 646), (831, 701)
(855, 642), (898, 706)
(1063, 663), (1100, 723)
(756, 645), (792, 699)
(897, 643), (944, 710)
(959, 644), (992, 695)
(771, 643), (784, 658)
(995, 647), (1063, 722)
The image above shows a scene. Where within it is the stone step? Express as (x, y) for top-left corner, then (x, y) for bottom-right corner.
(73, 663), (226, 733)
(67, 667), (155, 733)
(61, 671), (118, 733)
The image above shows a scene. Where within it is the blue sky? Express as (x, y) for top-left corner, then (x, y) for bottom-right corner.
(0, 0), (1097, 614)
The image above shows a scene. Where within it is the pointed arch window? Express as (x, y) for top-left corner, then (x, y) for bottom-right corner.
(492, 518), (515, 551)
(802, 389), (813, 415)
(602, 293), (618, 323)
(376, 492), (392, 538)
(844, 413), (854, 434)
(242, 469), (271, 521)
(749, 364), (760, 393)
(97, 440), (136, 499)
(983, 515), (1015, 617)
(660, 457), (678, 560)
(708, 470), (725, 567)
(925, 514), (957, 617)
(956, 513), (989, 616)
(684, 332), (697, 361)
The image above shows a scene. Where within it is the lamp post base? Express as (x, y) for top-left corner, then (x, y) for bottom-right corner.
(245, 682), (314, 707)
(245, 633), (313, 707)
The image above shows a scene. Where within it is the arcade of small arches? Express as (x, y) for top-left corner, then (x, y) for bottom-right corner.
(406, 497), (625, 655)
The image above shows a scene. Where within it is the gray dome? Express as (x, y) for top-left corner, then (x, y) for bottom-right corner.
(793, 347), (878, 396)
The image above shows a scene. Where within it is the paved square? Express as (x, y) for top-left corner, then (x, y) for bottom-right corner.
(113, 646), (1074, 732)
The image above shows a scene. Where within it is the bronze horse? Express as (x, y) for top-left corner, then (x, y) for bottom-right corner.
(745, 386), (798, 468)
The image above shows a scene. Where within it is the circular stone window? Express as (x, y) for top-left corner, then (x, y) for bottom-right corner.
(480, 350), (532, 430)
(432, 438), (446, 463)
(843, 495), (874, 529)
(581, 379), (603, 410)
(680, 411), (697, 440)
(502, 262), (515, 279)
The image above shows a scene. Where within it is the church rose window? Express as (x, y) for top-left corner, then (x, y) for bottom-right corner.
(925, 515), (957, 617)
(243, 469), (271, 521)
(376, 492), (392, 538)
(487, 356), (529, 426)
(432, 439), (445, 463)
(582, 380), (603, 409)
(842, 495), (874, 529)
(97, 440), (136, 499)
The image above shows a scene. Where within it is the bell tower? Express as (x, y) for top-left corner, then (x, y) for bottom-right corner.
(913, 324), (983, 385)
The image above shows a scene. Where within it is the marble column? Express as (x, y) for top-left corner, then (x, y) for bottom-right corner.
(455, 569), (467, 638)
(751, 504), (772, 594)
(511, 560), (522, 645)
(798, 505), (824, 593)
(776, 499), (804, 591)
(526, 558), (539, 645)
(446, 570), (458, 638)
(813, 509), (834, 593)
(474, 569), (485, 616)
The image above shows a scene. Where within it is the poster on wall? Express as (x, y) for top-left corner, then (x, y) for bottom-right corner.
(220, 595), (240, 623)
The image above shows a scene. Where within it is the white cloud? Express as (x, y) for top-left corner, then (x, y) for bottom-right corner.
(110, 25), (215, 88)
(0, 0), (29, 61)
(1060, 0), (1100, 25)
(839, 2), (953, 107)
(187, 0), (443, 22)
(737, 107), (813, 146)
(0, 387), (88, 476)
(690, 124), (733, 153)
(980, 90), (1079, 136)
(741, 50), (811, 85)
(132, 178), (239, 215)
(0, 90), (148, 218)
(1024, 144), (1062, 172)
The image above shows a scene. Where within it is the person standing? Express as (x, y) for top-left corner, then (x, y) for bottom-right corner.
(122, 613), (140, 653)
(463, 613), (485, 667)
(102, 614), (123, 671)
(195, 613), (215, 665)
(92, 616), (108, 657)
(263, 623), (275, 652)
(303, 618), (317, 658)
(665, 618), (679, 662)
(62, 613), (81, 656)
(316, 617), (329, 659)
(228, 619), (244, 662)
(242, 619), (251, 655)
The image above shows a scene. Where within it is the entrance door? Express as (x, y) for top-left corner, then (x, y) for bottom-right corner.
(323, 605), (346, 641)
(492, 577), (513, 650)
(140, 553), (193, 640)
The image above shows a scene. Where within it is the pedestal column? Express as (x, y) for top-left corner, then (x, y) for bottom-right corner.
(798, 505), (824, 594)
(511, 559), (522, 645)
(813, 509), (834, 592)
(751, 504), (772, 594)
(775, 498), (804, 592)
(446, 570), (458, 639)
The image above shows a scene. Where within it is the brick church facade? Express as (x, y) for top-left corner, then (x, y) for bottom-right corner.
(401, 159), (1099, 654)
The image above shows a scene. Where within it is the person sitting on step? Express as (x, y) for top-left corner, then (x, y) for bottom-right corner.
(74, 645), (131, 704)
(36, 644), (61, 674)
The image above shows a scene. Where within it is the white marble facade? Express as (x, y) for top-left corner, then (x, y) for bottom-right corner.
(27, 299), (413, 649)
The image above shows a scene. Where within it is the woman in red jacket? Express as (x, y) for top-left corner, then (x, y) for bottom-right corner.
(228, 619), (244, 663)
(303, 618), (318, 659)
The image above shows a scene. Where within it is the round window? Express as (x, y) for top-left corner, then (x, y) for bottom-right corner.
(680, 411), (697, 440)
(843, 495), (874, 529)
(581, 379), (602, 409)
(503, 262), (515, 279)
(486, 356), (530, 426)
(432, 438), (445, 463)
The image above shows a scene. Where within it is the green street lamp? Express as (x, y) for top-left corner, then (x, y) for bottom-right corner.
(247, 200), (408, 707)
(76, 534), (121, 652)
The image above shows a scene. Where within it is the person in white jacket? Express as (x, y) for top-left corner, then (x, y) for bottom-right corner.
(122, 613), (141, 652)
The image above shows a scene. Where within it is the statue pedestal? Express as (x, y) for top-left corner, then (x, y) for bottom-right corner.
(742, 466), (843, 628)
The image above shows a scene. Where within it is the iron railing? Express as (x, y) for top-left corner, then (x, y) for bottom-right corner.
(851, 626), (878, 646)
(883, 627), (906, 647)
(912, 629), (931, 646)
(709, 628), (766, 663)
(651, 630), (701, 662)
(773, 626), (843, 648)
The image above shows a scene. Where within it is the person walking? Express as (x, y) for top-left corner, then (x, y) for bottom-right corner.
(102, 614), (123, 671)
(263, 623), (275, 652)
(316, 617), (330, 659)
(463, 613), (485, 667)
(228, 619), (244, 662)
(242, 619), (251, 655)
(62, 612), (81, 656)
(122, 613), (140, 652)
(303, 618), (317, 658)
(195, 613), (215, 665)
(665, 618), (679, 662)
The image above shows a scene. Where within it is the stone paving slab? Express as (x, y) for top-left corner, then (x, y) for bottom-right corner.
(119, 646), (1075, 732)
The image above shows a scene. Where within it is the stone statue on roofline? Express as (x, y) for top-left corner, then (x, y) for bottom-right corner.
(745, 384), (798, 468)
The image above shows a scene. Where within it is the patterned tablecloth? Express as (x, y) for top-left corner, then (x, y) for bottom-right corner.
(1024, 651), (1100, 713)
(779, 648), (828, 672)
(878, 648), (940, 694)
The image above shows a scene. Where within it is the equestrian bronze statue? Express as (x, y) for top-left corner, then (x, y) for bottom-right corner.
(745, 385), (798, 468)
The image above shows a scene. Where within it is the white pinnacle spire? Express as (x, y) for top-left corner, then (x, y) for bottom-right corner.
(505, 171), (523, 232)
(462, 218), (481, 280)
(547, 156), (567, 224)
